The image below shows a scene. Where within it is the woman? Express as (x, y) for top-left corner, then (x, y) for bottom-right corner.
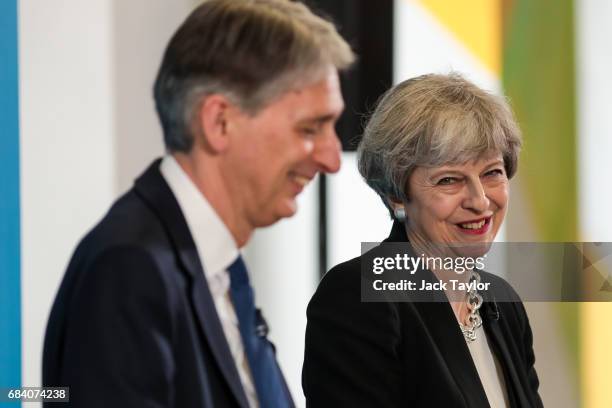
(302, 73), (543, 407)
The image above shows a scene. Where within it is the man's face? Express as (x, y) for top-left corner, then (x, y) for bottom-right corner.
(222, 68), (344, 229)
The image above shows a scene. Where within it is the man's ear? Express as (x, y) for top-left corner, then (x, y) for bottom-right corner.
(196, 94), (234, 153)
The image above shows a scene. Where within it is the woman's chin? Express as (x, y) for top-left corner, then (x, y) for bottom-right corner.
(451, 242), (492, 260)
(446, 232), (495, 259)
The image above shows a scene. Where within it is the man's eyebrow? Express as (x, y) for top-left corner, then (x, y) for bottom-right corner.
(299, 114), (340, 124)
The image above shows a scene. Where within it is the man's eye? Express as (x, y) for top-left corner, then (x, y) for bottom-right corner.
(300, 126), (319, 137)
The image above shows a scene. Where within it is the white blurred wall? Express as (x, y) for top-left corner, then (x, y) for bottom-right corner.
(328, 153), (392, 268)
(19, 0), (118, 395)
(577, 0), (612, 241)
(19, 0), (196, 400)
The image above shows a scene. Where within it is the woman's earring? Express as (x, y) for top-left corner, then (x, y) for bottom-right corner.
(394, 207), (406, 222)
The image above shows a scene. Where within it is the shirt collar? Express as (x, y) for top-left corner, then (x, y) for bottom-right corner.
(160, 155), (239, 280)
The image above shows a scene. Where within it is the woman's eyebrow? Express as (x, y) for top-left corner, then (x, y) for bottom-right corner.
(427, 159), (505, 177)
(427, 168), (464, 178)
(483, 159), (505, 168)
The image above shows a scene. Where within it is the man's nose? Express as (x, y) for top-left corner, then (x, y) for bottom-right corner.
(312, 129), (342, 174)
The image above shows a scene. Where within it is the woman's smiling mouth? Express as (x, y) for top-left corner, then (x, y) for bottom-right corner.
(456, 217), (492, 235)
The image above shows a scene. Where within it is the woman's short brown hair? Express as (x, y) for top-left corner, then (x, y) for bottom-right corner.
(358, 73), (522, 216)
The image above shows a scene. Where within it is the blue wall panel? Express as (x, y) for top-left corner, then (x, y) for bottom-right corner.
(0, 0), (22, 397)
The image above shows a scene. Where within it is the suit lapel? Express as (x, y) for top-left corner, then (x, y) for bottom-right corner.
(134, 159), (250, 408)
(480, 295), (532, 408)
(386, 222), (490, 407)
(412, 282), (491, 407)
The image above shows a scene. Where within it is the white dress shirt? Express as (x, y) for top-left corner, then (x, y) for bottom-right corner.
(160, 155), (259, 408)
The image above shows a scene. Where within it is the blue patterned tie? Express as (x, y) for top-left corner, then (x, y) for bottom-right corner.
(228, 256), (292, 408)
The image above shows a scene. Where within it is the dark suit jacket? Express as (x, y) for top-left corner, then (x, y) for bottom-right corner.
(43, 159), (291, 407)
(303, 221), (543, 407)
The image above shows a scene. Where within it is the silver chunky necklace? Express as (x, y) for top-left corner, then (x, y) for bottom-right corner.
(459, 270), (483, 342)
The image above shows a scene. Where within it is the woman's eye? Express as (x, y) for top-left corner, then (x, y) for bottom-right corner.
(485, 169), (505, 177)
(437, 177), (458, 185)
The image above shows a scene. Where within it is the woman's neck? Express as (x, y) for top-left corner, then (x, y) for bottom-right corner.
(404, 224), (472, 324)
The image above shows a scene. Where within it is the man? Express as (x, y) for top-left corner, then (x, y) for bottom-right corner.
(43, 1), (354, 406)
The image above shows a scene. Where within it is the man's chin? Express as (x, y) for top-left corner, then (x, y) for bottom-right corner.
(256, 201), (298, 227)
(277, 201), (298, 220)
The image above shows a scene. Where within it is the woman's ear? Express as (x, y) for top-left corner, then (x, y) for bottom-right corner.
(388, 197), (406, 222)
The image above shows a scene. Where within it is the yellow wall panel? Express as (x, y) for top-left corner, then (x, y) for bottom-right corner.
(582, 303), (612, 407)
(417, 0), (501, 75)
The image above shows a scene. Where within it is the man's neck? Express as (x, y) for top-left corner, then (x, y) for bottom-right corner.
(172, 152), (252, 247)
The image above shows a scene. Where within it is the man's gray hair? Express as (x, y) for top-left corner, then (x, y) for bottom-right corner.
(154, 0), (355, 152)
(357, 73), (522, 217)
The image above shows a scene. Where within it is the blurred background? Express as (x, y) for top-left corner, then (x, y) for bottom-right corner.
(1, 0), (611, 407)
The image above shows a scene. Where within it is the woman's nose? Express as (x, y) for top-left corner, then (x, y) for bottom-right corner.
(462, 180), (490, 213)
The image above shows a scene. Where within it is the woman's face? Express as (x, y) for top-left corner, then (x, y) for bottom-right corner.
(403, 152), (509, 257)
